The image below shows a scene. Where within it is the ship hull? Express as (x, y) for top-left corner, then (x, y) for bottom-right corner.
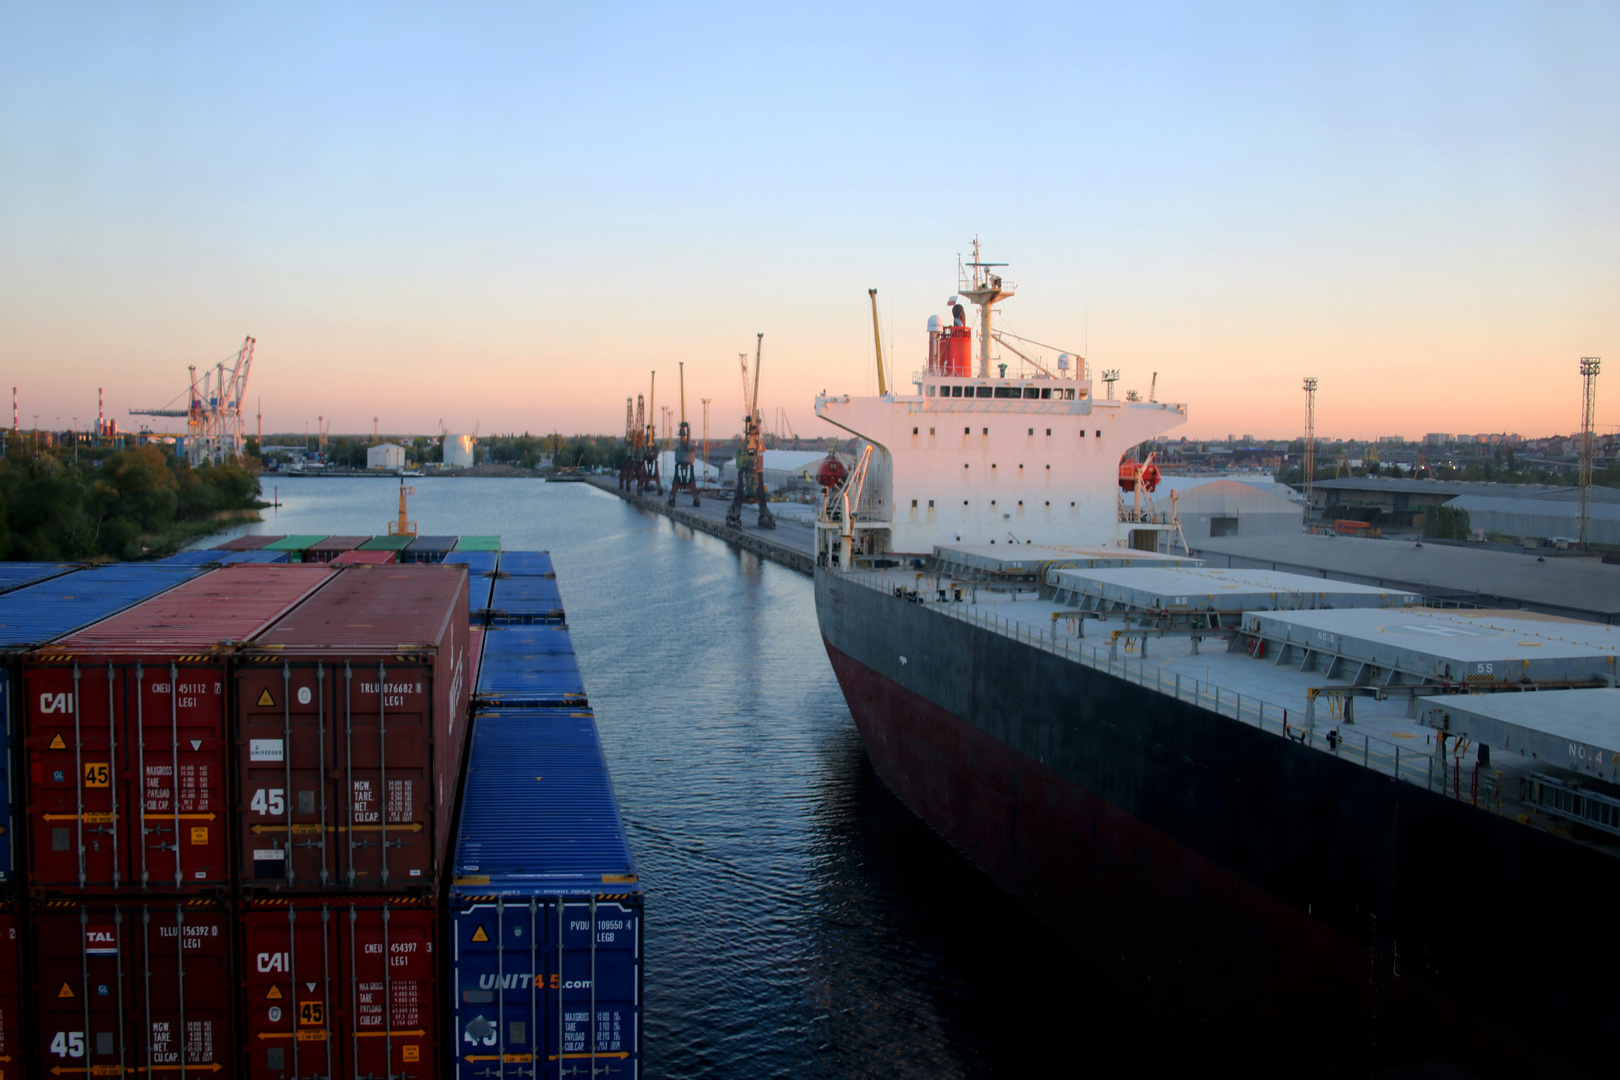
(816, 569), (1620, 1077)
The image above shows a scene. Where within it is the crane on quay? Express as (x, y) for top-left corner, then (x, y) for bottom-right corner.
(668, 362), (701, 507)
(727, 333), (776, 529)
(129, 336), (255, 465)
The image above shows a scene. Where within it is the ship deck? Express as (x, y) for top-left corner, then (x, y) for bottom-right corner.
(840, 564), (1620, 858)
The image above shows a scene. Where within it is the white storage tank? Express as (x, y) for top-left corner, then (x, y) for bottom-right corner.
(444, 433), (475, 468)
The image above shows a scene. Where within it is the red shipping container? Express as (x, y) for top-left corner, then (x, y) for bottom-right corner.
(235, 566), (470, 892)
(240, 896), (438, 1080)
(23, 566), (335, 893)
(330, 550), (397, 565)
(31, 897), (234, 1074)
(0, 905), (20, 1077)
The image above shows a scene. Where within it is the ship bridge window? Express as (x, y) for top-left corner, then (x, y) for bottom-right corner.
(952, 385), (964, 397)
(926, 385), (935, 396)
(1023, 387), (1041, 399)
(965, 427), (971, 435)
(983, 427), (989, 435)
(1046, 428), (1052, 435)
(994, 386), (1018, 399)
(975, 385), (991, 398)
(913, 427), (918, 435)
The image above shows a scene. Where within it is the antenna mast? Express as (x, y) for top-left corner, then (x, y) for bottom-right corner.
(1303, 377), (1319, 517)
(1579, 357), (1602, 549)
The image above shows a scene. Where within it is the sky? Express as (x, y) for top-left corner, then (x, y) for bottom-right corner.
(2, 1), (1616, 442)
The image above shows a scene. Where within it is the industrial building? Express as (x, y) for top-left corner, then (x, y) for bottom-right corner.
(720, 449), (828, 491)
(366, 441), (405, 470)
(1445, 489), (1620, 548)
(444, 432), (475, 468)
(1170, 478), (1304, 541)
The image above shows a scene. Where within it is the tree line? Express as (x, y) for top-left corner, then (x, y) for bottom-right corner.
(0, 441), (260, 561)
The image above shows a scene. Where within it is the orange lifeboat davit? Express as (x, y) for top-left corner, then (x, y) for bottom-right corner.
(1118, 453), (1161, 493)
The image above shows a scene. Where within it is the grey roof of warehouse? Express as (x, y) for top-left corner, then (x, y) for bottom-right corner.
(1190, 533), (1620, 624)
(1312, 477), (1620, 504)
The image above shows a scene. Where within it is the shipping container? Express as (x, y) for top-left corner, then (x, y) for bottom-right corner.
(219, 549), (292, 565)
(31, 897), (235, 1075)
(401, 536), (457, 564)
(0, 904), (20, 1072)
(240, 896), (439, 1080)
(263, 535), (330, 562)
(449, 709), (641, 1079)
(453, 536), (500, 552)
(0, 565), (202, 890)
(306, 536), (369, 563)
(234, 566), (471, 892)
(486, 576), (564, 625)
(23, 565), (336, 893)
(468, 628), (485, 697)
(473, 627), (586, 708)
(330, 550), (397, 565)
(358, 536), (415, 553)
(442, 552), (497, 577)
(216, 535), (283, 551)
(496, 552), (553, 578)
(148, 549), (227, 566)
(0, 563), (75, 593)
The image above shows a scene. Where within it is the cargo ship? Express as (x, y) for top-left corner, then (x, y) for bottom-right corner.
(811, 248), (1620, 1075)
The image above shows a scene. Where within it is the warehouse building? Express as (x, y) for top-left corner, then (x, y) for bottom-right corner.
(366, 442), (405, 470)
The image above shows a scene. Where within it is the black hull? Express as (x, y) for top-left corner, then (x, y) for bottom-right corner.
(816, 569), (1620, 1077)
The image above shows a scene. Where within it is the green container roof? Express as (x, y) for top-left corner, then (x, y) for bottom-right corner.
(360, 534), (417, 551)
(263, 535), (329, 551)
(455, 535), (501, 551)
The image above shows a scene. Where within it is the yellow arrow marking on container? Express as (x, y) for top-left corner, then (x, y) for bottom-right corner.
(256, 689), (275, 707)
(471, 925), (488, 942)
(464, 1055), (534, 1064)
(49, 734), (66, 750)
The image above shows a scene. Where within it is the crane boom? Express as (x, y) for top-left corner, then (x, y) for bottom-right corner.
(868, 289), (887, 395)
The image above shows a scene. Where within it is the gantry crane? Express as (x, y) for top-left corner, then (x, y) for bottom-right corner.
(130, 336), (255, 465)
(641, 372), (661, 494)
(727, 333), (776, 529)
(668, 362), (700, 507)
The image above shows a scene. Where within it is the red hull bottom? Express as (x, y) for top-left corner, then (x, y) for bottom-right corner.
(823, 640), (1584, 1077)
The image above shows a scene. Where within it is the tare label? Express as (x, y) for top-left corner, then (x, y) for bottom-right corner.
(250, 739), (284, 763)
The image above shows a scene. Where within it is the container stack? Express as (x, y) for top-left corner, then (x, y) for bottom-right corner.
(21, 564), (336, 1074)
(0, 542), (638, 1076)
(452, 557), (643, 1078)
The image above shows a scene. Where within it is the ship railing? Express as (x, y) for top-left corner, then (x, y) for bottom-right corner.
(842, 570), (1572, 838)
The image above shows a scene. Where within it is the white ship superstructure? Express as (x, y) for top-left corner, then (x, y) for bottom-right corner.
(815, 246), (1188, 559)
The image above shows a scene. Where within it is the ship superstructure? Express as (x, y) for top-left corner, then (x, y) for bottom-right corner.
(815, 244), (1186, 561)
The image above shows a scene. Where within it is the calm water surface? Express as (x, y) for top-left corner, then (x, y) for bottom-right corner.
(203, 477), (1192, 1077)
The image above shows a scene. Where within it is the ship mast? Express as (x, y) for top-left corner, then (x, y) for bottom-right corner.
(958, 237), (1013, 378)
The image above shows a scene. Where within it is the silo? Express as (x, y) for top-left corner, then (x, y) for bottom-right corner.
(445, 433), (475, 468)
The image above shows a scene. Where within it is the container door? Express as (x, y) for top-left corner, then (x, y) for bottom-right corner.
(241, 902), (339, 1080)
(555, 899), (640, 1078)
(26, 663), (131, 889)
(346, 902), (437, 1079)
(132, 660), (231, 889)
(32, 902), (234, 1075)
(0, 908), (20, 1077)
(0, 667), (13, 886)
(237, 662), (339, 889)
(339, 663), (437, 889)
(453, 898), (549, 1078)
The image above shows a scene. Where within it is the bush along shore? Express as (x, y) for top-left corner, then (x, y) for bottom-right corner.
(0, 443), (264, 561)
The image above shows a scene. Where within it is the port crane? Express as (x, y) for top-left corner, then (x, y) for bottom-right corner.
(727, 334), (776, 529)
(668, 362), (700, 507)
(129, 336), (255, 465)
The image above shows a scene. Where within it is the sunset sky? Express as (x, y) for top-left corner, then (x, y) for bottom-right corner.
(2, 2), (1615, 441)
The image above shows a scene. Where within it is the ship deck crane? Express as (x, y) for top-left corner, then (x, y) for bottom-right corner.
(727, 334), (776, 530)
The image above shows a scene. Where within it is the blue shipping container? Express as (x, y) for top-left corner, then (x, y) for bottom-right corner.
(450, 708), (641, 1078)
(0, 563), (76, 593)
(475, 627), (586, 707)
(147, 549), (227, 565)
(487, 575), (564, 625)
(0, 563), (201, 886)
(497, 551), (554, 578)
(444, 551), (499, 576)
(215, 548), (291, 564)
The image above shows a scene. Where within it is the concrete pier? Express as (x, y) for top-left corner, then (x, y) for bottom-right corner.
(586, 477), (815, 576)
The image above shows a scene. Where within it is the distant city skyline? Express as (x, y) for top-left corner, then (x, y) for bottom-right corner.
(2, 3), (1614, 442)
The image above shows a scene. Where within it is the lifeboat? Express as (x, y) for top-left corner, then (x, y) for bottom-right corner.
(816, 455), (849, 489)
(1118, 452), (1161, 493)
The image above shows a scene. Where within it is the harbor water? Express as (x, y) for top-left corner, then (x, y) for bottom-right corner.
(204, 477), (1201, 1077)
